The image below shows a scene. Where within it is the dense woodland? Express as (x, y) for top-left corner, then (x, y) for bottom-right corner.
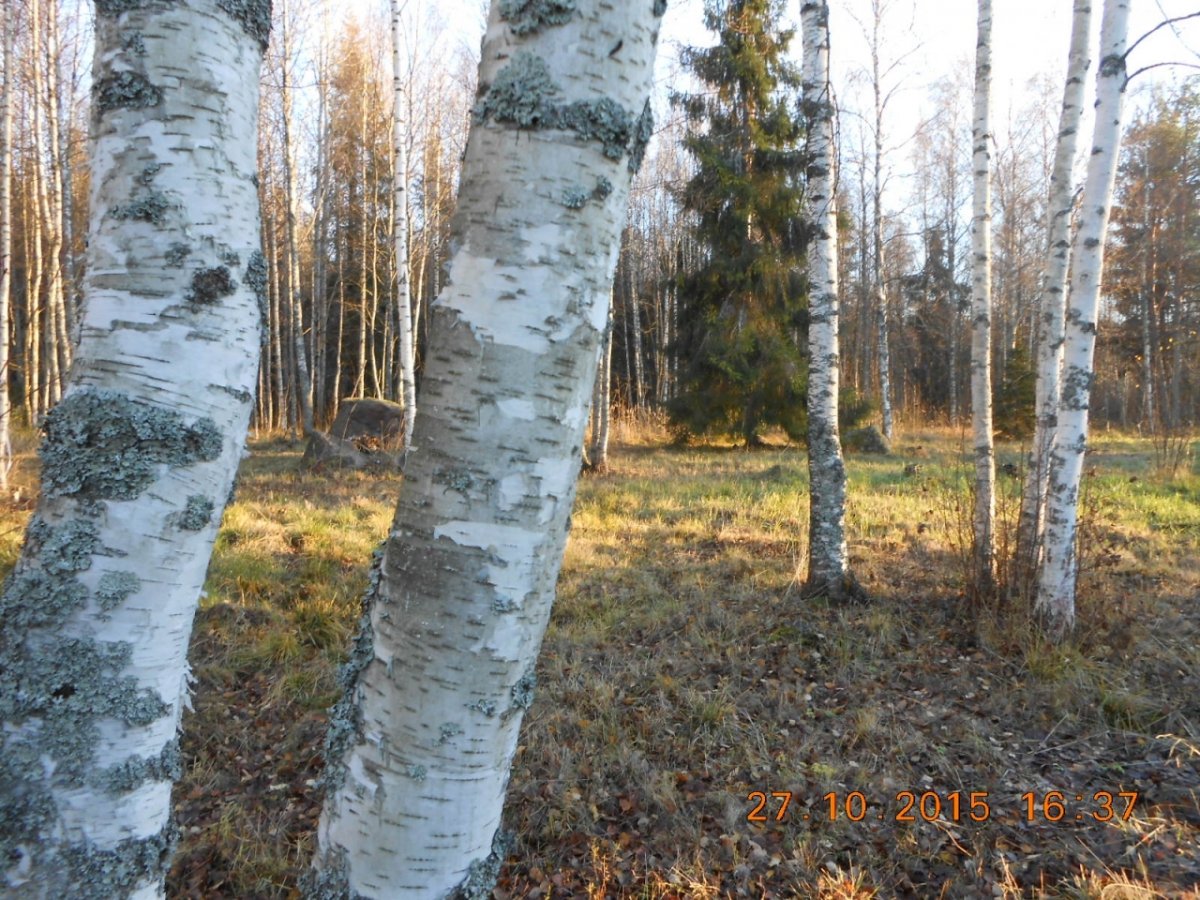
(0, 0), (1197, 896)
(1, 1), (1197, 442)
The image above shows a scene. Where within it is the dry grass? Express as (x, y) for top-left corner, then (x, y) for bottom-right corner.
(0, 424), (1196, 897)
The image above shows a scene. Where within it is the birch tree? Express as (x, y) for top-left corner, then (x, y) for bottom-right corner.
(392, 0), (416, 444)
(800, 0), (853, 600)
(0, 1), (268, 895)
(308, 1), (664, 896)
(1037, 0), (1131, 637)
(0, 7), (13, 489)
(1017, 0), (1092, 585)
(970, 0), (996, 592)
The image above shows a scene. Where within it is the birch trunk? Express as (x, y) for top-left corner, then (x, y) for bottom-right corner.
(279, 0), (313, 434)
(801, 0), (852, 600)
(589, 298), (614, 471)
(970, 0), (996, 593)
(309, 2), (663, 895)
(0, 11), (13, 488)
(392, 0), (416, 444)
(1017, 0), (1091, 586)
(0, 3), (267, 896)
(1036, 0), (1131, 638)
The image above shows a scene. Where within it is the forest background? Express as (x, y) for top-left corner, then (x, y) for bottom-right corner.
(1, 0), (1199, 896)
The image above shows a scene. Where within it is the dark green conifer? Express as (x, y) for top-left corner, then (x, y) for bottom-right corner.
(669, 0), (809, 446)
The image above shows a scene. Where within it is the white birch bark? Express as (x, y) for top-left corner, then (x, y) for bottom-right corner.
(309, 2), (664, 896)
(970, 0), (996, 592)
(392, 0), (417, 444)
(0, 2), (268, 896)
(589, 297), (614, 471)
(0, 10), (13, 489)
(1018, 0), (1091, 582)
(801, 0), (852, 599)
(1036, 0), (1131, 638)
(278, 0), (313, 434)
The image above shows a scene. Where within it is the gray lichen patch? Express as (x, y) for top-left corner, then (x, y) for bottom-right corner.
(93, 0), (154, 15)
(94, 71), (162, 114)
(58, 822), (178, 900)
(303, 846), (361, 900)
(562, 176), (614, 209)
(0, 571), (90, 631)
(498, 0), (576, 34)
(176, 495), (214, 531)
(121, 30), (148, 56)
(557, 97), (634, 160)
(186, 266), (237, 305)
(403, 764), (428, 781)
(629, 100), (654, 172)
(452, 829), (514, 900)
(27, 517), (100, 576)
(467, 698), (498, 718)
(476, 54), (640, 161)
(40, 389), (223, 501)
(136, 162), (163, 186)
(95, 738), (182, 793)
(320, 547), (383, 793)
(216, 0), (273, 51)
(475, 53), (561, 128)
(111, 191), (170, 226)
(509, 667), (537, 713)
(0, 636), (169, 786)
(244, 250), (269, 344)
(561, 186), (590, 209)
(165, 242), (191, 267)
(219, 248), (241, 267)
(95, 571), (142, 611)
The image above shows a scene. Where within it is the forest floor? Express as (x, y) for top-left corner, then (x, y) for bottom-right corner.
(2, 422), (1198, 898)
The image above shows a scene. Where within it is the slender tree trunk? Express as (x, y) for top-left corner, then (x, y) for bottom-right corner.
(0, 10), (13, 487)
(589, 298), (614, 470)
(309, 3), (663, 895)
(1036, 0), (1131, 638)
(970, 0), (996, 594)
(801, 0), (853, 600)
(0, 3), (267, 895)
(629, 250), (644, 406)
(1017, 0), (1091, 587)
(278, 0), (313, 434)
(869, 5), (893, 439)
(392, 0), (417, 443)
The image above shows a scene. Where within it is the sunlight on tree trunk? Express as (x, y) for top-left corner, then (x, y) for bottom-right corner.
(392, 0), (416, 445)
(308, 2), (664, 896)
(1037, 0), (1131, 639)
(1017, 0), (1092, 591)
(801, 0), (854, 601)
(0, 2), (267, 895)
(0, 11), (13, 489)
(970, 0), (996, 595)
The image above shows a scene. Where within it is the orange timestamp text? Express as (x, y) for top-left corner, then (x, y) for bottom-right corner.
(746, 789), (1138, 824)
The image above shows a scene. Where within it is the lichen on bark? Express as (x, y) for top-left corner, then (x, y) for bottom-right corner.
(39, 389), (223, 501)
(498, 0), (576, 34)
(94, 71), (162, 113)
(186, 266), (236, 304)
(475, 53), (639, 160)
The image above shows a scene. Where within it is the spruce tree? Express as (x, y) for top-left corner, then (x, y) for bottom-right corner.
(669, 0), (809, 446)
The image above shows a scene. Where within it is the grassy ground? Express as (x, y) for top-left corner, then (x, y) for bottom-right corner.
(2, 421), (1198, 897)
